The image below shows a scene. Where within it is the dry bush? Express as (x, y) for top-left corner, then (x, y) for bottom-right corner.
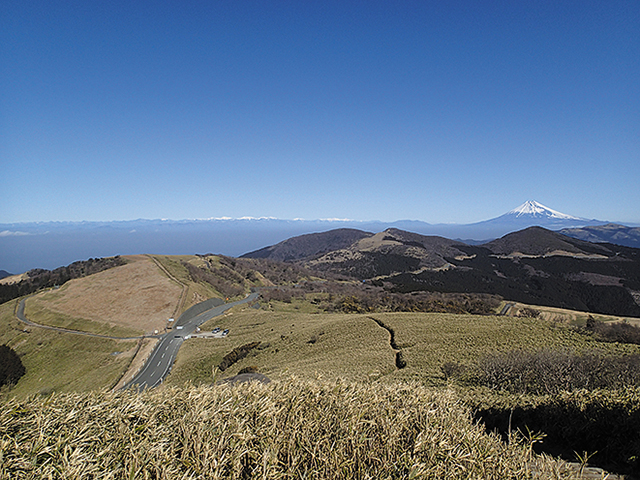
(0, 380), (573, 479)
(218, 342), (261, 372)
(182, 261), (245, 298)
(586, 317), (640, 345)
(475, 349), (640, 394)
(518, 307), (540, 318)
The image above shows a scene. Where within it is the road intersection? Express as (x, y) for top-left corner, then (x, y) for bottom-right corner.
(124, 291), (259, 390)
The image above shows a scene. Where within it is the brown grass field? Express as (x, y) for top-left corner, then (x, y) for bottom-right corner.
(24, 255), (183, 334)
(165, 304), (640, 389)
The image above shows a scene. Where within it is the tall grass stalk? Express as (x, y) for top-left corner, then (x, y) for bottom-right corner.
(0, 379), (571, 479)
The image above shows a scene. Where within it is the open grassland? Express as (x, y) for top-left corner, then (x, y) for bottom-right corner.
(0, 380), (579, 479)
(3, 255), (640, 475)
(166, 307), (397, 386)
(0, 301), (137, 398)
(24, 255), (182, 334)
(375, 312), (640, 384)
(166, 303), (640, 388)
(24, 299), (141, 338)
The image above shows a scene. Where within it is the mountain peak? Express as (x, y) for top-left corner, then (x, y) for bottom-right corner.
(508, 201), (581, 220)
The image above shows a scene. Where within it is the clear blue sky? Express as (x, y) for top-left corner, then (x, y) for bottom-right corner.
(2, 1), (639, 224)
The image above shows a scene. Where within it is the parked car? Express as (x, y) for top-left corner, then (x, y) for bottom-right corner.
(212, 327), (221, 333)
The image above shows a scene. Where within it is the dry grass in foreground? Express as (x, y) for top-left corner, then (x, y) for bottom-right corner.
(1, 379), (577, 479)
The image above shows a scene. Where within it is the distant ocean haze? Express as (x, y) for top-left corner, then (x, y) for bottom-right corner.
(0, 202), (617, 273)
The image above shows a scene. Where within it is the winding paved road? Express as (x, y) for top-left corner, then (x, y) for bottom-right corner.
(124, 291), (259, 390)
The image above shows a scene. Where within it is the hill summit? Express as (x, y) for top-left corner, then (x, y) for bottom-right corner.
(507, 200), (582, 220)
(244, 226), (640, 317)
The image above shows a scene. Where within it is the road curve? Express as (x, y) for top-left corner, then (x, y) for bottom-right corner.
(124, 292), (260, 390)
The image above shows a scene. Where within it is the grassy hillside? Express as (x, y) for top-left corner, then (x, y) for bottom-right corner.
(3, 253), (640, 475)
(0, 300), (137, 397)
(166, 304), (640, 388)
(1, 379), (577, 479)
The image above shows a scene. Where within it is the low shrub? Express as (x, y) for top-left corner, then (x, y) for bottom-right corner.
(586, 317), (640, 345)
(218, 342), (261, 372)
(474, 349), (640, 394)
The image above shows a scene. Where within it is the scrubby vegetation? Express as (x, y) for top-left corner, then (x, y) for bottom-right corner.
(0, 256), (126, 304)
(217, 342), (261, 372)
(182, 255), (318, 299)
(0, 380), (578, 479)
(0, 344), (25, 387)
(585, 315), (640, 345)
(445, 349), (640, 394)
(260, 281), (501, 315)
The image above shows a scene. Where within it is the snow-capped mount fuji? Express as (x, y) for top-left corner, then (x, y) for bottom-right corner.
(0, 201), (612, 273)
(456, 200), (607, 240)
(507, 200), (583, 220)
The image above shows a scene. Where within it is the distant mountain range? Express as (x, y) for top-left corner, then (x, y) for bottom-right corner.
(243, 226), (640, 318)
(560, 224), (640, 249)
(1, 201), (635, 274)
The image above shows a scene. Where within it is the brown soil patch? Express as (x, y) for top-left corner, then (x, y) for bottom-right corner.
(31, 255), (182, 333)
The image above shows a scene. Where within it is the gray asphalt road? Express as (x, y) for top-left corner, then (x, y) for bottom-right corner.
(124, 292), (259, 390)
(499, 302), (515, 315)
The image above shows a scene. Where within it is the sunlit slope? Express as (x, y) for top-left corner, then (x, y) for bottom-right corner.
(166, 305), (640, 387)
(0, 300), (137, 397)
(23, 255), (182, 335)
(1, 254), (244, 397)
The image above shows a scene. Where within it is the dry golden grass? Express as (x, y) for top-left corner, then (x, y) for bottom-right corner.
(166, 306), (640, 389)
(166, 308), (396, 386)
(26, 255), (182, 334)
(0, 379), (576, 479)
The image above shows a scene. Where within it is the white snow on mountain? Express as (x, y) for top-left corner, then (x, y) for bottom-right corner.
(508, 201), (582, 220)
